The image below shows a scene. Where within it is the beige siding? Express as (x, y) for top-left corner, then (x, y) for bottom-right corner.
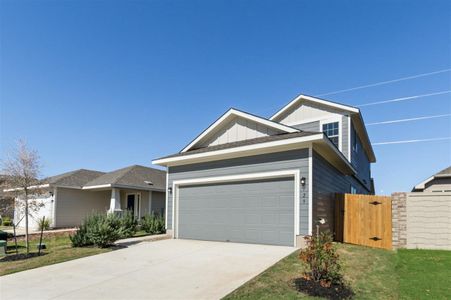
(151, 191), (165, 216)
(200, 116), (282, 147)
(278, 101), (345, 125)
(424, 178), (451, 192)
(406, 192), (451, 250)
(55, 188), (110, 227)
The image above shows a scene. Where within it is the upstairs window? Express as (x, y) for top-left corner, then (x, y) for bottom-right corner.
(351, 185), (357, 194)
(322, 122), (339, 148)
(352, 128), (359, 153)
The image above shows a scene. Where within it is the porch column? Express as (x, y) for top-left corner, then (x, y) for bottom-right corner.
(109, 188), (122, 213)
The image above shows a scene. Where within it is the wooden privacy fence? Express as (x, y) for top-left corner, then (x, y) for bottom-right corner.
(335, 194), (392, 250)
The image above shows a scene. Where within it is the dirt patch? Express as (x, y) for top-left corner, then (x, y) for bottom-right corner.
(292, 278), (354, 299)
(0, 252), (48, 262)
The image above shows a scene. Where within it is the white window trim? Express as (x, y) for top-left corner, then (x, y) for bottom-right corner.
(171, 169), (301, 247)
(308, 145), (313, 235)
(319, 117), (342, 152)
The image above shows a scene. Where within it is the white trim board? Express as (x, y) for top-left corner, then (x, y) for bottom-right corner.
(180, 108), (299, 153)
(171, 169), (301, 247)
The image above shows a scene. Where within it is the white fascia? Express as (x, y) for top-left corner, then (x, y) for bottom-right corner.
(3, 183), (50, 192)
(82, 184), (112, 190)
(414, 176), (434, 190)
(153, 133), (324, 166)
(180, 108), (299, 153)
(270, 94), (360, 121)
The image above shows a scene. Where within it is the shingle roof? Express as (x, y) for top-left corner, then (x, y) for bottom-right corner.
(157, 131), (321, 160)
(83, 165), (166, 190)
(436, 166), (451, 176)
(45, 169), (105, 188)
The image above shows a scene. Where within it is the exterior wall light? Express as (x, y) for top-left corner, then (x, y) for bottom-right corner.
(168, 187), (172, 194)
(300, 177), (306, 187)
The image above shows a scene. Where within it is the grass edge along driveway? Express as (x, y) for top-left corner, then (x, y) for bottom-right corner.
(224, 243), (451, 300)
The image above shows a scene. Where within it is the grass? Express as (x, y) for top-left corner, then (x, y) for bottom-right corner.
(397, 249), (451, 300)
(0, 233), (112, 276)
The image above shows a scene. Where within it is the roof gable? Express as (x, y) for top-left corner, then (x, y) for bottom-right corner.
(83, 165), (166, 190)
(46, 169), (105, 188)
(181, 108), (299, 153)
(271, 94), (375, 163)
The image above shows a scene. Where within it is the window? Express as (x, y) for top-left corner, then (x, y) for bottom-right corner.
(350, 185), (357, 194)
(322, 122), (339, 148)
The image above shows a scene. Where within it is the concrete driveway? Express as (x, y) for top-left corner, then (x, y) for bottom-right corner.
(0, 239), (295, 300)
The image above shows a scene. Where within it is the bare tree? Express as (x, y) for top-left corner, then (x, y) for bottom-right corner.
(2, 140), (43, 253)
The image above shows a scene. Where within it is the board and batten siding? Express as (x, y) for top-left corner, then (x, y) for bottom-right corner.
(167, 149), (310, 235)
(312, 150), (370, 235)
(200, 116), (282, 148)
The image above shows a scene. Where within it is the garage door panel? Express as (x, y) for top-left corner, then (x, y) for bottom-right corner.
(178, 177), (295, 246)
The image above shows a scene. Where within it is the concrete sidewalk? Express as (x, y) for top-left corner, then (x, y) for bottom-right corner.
(0, 239), (295, 300)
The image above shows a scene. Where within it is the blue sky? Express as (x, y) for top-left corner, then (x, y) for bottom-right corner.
(1, 0), (450, 194)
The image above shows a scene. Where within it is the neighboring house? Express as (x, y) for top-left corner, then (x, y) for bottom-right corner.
(153, 94), (376, 247)
(0, 175), (14, 220)
(10, 165), (166, 230)
(412, 166), (451, 192)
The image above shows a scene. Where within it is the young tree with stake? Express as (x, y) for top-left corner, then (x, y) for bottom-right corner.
(2, 140), (43, 254)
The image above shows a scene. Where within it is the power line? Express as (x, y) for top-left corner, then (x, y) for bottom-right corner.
(372, 137), (451, 145)
(315, 68), (451, 97)
(357, 90), (451, 107)
(367, 114), (451, 126)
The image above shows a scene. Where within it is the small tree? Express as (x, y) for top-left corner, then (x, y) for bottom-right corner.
(2, 140), (43, 253)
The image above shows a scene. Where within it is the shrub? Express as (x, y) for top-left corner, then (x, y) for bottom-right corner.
(71, 213), (121, 248)
(2, 217), (12, 226)
(0, 230), (8, 240)
(299, 232), (343, 287)
(38, 217), (51, 231)
(140, 214), (166, 234)
(69, 224), (92, 247)
(119, 210), (138, 238)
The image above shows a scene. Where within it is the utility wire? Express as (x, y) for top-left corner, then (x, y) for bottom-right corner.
(372, 137), (451, 145)
(316, 68), (451, 97)
(367, 114), (451, 126)
(357, 90), (451, 107)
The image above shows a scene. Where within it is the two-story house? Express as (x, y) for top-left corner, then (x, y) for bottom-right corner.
(153, 94), (376, 247)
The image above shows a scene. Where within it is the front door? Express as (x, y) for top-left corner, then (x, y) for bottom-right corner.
(126, 193), (140, 218)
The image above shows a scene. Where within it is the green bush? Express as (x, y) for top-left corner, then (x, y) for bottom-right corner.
(140, 214), (166, 234)
(71, 211), (140, 248)
(299, 232), (344, 286)
(38, 217), (51, 231)
(1, 217), (12, 226)
(86, 214), (122, 248)
(69, 224), (92, 247)
(119, 210), (138, 238)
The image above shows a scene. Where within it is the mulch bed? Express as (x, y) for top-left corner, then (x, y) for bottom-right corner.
(0, 252), (48, 262)
(292, 278), (354, 300)
(7, 229), (76, 242)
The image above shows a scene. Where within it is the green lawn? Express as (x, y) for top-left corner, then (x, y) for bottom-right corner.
(224, 244), (451, 300)
(0, 234), (112, 276)
(398, 249), (451, 300)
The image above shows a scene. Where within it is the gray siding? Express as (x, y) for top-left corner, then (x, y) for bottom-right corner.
(168, 149), (310, 235)
(292, 116), (350, 161)
(292, 121), (320, 132)
(424, 178), (451, 192)
(312, 150), (369, 235)
(55, 188), (110, 227)
(351, 122), (372, 191)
